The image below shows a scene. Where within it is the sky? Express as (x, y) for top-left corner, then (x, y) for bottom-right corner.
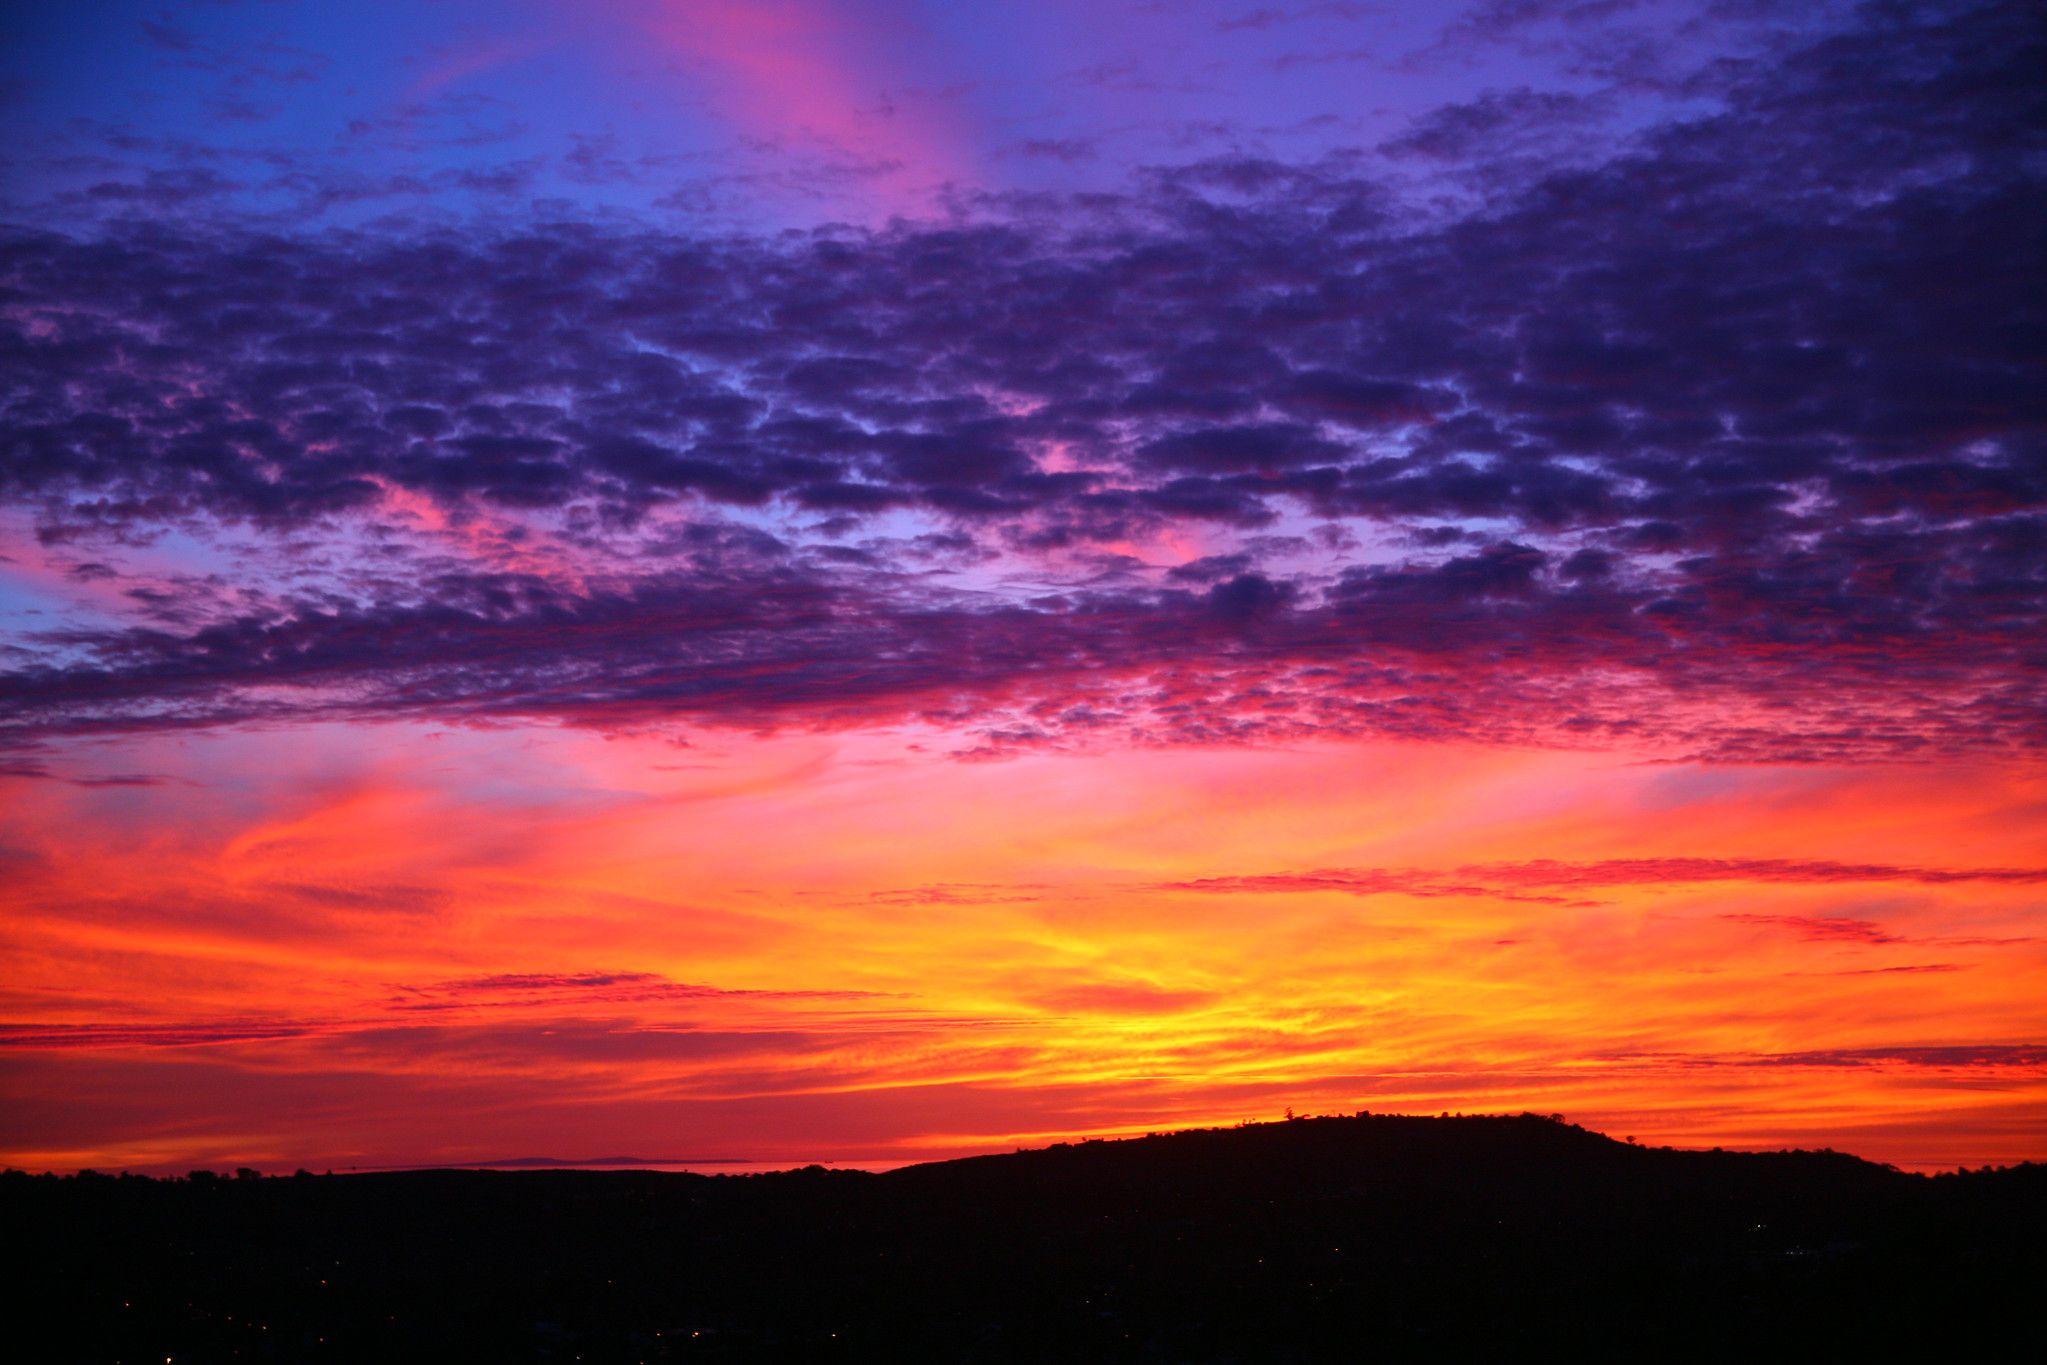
(0, 0), (2041, 1176)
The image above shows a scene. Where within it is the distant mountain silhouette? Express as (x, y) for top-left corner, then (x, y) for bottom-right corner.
(7, 1114), (2041, 1361)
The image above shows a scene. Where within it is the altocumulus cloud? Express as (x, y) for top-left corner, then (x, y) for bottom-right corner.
(2, 0), (2041, 762)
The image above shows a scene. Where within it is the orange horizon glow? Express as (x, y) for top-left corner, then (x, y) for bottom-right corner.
(5, 724), (2041, 1176)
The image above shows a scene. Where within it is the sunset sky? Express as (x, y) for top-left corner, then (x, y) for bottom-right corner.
(2, 0), (2042, 1176)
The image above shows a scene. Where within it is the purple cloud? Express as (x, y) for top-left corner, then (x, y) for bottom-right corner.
(0, 1), (2038, 764)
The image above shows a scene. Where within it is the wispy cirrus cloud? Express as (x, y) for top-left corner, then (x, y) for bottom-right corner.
(1155, 858), (2047, 904)
(1612, 1045), (2047, 1071)
(1721, 914), (1900, 945)
(388, 971), (892, 1009)
(0, 1020), (328, 1049)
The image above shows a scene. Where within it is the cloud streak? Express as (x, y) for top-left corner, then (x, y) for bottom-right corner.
(1156, 858), (2047, 904)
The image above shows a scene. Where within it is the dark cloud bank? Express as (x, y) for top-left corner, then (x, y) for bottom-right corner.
(2, 1), (2041, 761)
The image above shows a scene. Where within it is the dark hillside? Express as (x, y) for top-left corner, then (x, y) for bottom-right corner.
(6, 1114), (2041, 1362)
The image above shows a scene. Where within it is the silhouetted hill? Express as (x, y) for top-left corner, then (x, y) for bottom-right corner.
(7, 1114), (2042, 1362)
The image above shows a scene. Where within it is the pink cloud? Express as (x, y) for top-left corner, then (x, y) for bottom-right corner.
(635, 0), (977, 209)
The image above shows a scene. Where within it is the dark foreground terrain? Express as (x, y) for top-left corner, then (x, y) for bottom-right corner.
(7, 1114), (2042, 1362)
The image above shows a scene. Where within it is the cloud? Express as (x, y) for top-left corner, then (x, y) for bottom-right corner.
(1475, 859), (2047, 889)
(0, 1020), (325, 1049)
(0, 0), (2039, 762)
(1154, 857), (2047, 904)
(431, 971), (670, 992)
(1595, 1044), (2047, 1070)
(1738, 1045), (2047, 1070)
(868, 883), (1049, 906)
(0, 975), (988, 1059)
(1153, 868), (1593, 905)
(1220, 4), (1373, 34)
(1003, 138), (1097, 163)
(0, 763), (177, 788)
(1381, 87), (1613, 162)
(1721, 913), (1900, 945)
(390, 971), (889, 1008)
